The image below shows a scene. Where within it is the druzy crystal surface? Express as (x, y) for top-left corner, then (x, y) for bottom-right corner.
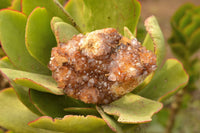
(48, 28), (157, 104)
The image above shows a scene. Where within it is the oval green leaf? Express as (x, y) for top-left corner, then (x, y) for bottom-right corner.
(171, 3), (194, 26)
(142, 33), (154, 52)
(0, 88), (57, 133)
(144, 16), (165, 67)
(138, 59), (189, 101)
(9, 0), (21, 11)
(0, 67), (62, 95)
(29, 115), (113, 133)
(0, 57), (42, 116)
(96, 106), (123, 133)
(51, 19), (80, 45)
(26, 7), (57, 66)
(183, 15), (200, 37)
(29, 89), (90, 118)
(124, 27), (135, 39)
(65, 0), (141, 34)
(0, 10), (50, 75)
(22, 0), (80, 31)
(102, 93), (163, 124)
(188, 29), (200, 54)
(0, 0), (12, 9)
(51, 17), (64, 31)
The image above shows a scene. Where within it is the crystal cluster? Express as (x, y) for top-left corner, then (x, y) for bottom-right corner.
(48, 28), (157, 104)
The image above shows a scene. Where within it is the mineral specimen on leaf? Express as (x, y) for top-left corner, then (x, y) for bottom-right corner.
(48, 28), (157, 104)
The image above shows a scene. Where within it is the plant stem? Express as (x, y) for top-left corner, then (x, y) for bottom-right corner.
(165, 89), (184, 133)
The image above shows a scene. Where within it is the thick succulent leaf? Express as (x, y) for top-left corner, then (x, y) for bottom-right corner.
(188, 29), (200, 54)
(29, 89), (67, 118)
(170, 43), (189, 61)
(171, 3), (194, 26)
(179, 11), (193, 29)
(50, 17), (64, 31)
(29, 89), (90, 118)
(102, 93), (163, 123)
(144, 16), (165, 67)
(65, 0), (141, 34)
(0, 10), (50, 75)
(0, 0), (12, 9)
(169, 4), (194, 45)
(0, 88), (57, 133)
(64, 107), (99, 116)
(58, 0), (68, 5)
(9, 0), (21, 11)
(22, 0), (80, 31)
(51, 18), (80, 45)
(138, 59), (189, 101)
(0, 67), (63, 95)
(0, 57), (16, 69)
(136, 19), (147, 42)
(132, 73), (154, 94)
(29, 115), (113, 133)
(142, 33), (154, 52)
(96, 106), (123, 133)
(0, 57), (42, 116)
(11, 83), (43, 116)
(169, 22), (186, 45)
(14, 78), (62, 95)
(26, 7), (57, 66)
(124, 27), (135, 39)
(183, 15), (200, 37)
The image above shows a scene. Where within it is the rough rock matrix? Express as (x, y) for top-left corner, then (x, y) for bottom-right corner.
(48, 28), (157, 104)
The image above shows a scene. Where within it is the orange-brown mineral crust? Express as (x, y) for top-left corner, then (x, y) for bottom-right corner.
(48, 28), (157, 104)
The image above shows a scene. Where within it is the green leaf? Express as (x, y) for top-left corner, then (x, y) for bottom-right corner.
(22, 0), (80, 31)
(179, 11), (193, 29)
(142, 33), (154, 52)
(124, 27), (135, 39)
(171, 3), (194, 26)
(50, 17), (64, 31)
(0, 0), (12, 9)
(169, 43), (188, 61)
(0, 48), (5, 57)
(0, 67), (63, 95)
(58, 0), (67, 5)
(26, 7), (57, 66)
(96, 106), (122, 133)
(64, 107), (99, 116)
(29, 89), (90, 118)
(0, 10), (50, 75)
(0, 57), (42, 116)
(169, 22), (186, 45)
(9, 0), (21, 11)
(51, 18), (80, 45)
(136, 19), (147, 42)
(138, 59), (189, 101)
(0, 57), (16, 69)
(183, 15), (200, 37)
(29, 89), (67, 118)
(65, 0), (141, 34)
(102, 93), (163, 124)
(188, 29), (200, 54)
(29, 115), (113, 133)
(132, 73), (154, 94)
(144, 16), (165, 67)
(0, 88), (57, 133)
